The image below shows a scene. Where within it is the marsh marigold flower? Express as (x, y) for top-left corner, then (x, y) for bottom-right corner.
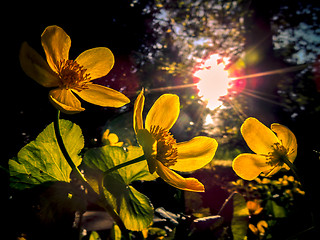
(133, 89), (218, 192)
(247, 200), (263, 215)
(249, 220), (268, 237)
(102, 129), (123, 147)
(19, 25), (130, 114)
(232, 117), (297, 180)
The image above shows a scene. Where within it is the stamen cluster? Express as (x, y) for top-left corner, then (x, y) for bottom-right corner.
(57, 59), (91, 91)
(150, 125), (178, 167)
(266, 142), (289, 167)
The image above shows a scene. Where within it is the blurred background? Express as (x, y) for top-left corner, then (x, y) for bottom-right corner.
(4, 0), (320, 239)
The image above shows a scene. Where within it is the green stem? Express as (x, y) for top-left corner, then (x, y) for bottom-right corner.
(104, 155), (146, 175)
(283, 157), (317, 233)
(54, 110), (130, 239)
(54, 110), (87, 183)
(282, 157), (303, 186)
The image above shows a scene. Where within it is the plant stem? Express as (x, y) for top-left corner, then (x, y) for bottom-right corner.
(104, 155), (146, 175)
(54, 110), (87, 183)
(282, 157), (317, 233)
(218, 191), (237, 215)
(54, 110), (130, 239)
(282, 157), (303, 186)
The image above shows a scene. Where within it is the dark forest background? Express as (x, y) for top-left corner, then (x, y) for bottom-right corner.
(3, 0), (320, 238)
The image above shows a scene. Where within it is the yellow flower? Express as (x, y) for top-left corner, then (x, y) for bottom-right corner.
(102, 129), (123, 147)
(232, 117), (297, 180)
(249, 220), (268, 237)
(19, 25), (130, 114)
(247, 200), (263, 215)
(133, 89), (218, 192)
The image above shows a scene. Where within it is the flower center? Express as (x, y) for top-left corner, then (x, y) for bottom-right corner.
(266, 142), (289, 167)
(149, 125), (178, 167)
(57, 59), (91, 91)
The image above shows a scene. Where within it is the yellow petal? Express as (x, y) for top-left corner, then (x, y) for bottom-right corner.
(49, 88), (85, 114)
(271, 123), (297, 162)
(73, 83), (130, 108)
(41, 25), (71, 72)
(133, 89), (145, 134)
(102, 129), (110, 143)
(257, 220), (268, 233)
(19, 42), (59, 87)
(136, 129), (157, 174)
(156, 161), (205, 192)
(145, 94), (180, 131)
(247, 200), (263, 215)
(249, 224), (259, 235)
(247, 201), (260, 213)
(75, 47), (114, 80)
(108, 133), (120, 145)
(241, 117), (279, 155)
(170, 136), (218, 172)
(264, 165), (282, 177)
(232, 153), (271, 180)
(113, 142), (124, 147)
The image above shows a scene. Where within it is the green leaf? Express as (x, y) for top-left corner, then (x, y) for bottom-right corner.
(84, 146), (156, 183)
(111, 224), (122, 240)
(265, 200), (286, 218)
(231, 192), (249, 240)
(83, 145), (155, 231)
(9, 120), (84, 190)
(89, 231), (100, 240)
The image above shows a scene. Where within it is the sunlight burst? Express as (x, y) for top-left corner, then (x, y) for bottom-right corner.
(194, 54), (231, 110)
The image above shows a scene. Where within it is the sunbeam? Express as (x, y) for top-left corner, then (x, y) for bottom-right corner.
(144, 83), (196, 93)
(239, 88), (290, 108)
(140, 63), (306, 113)
(230, 64), (307, 81)
(225, 98), (247, 121)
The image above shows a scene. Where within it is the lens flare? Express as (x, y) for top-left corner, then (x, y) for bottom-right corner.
(194, 54), (231, 110)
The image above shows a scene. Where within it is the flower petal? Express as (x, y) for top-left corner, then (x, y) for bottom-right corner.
(145, 94), (180, 131)
(249, 224), (258, 235)
(136, 129), (157, 174)
(170, 136), (218, 172)
(75, 47), (114, 80)
(72, 83), (130, 108)
(241, 117), (279, 155)
(41, 25), (71, 72)
(232, 153), (271, 180)
(133, 89), (145, 134)
(102, 129), (110, 143)
(108, 133), (120, 145)
(264, 165), (282, 177)
(156, 161), (205, 192)
(257, 221), (268, 234)
(19, 42), (59, 87)
(271, 123), (297, 162)
(49, 88), (85, 114)
(102, 130), (123, 147)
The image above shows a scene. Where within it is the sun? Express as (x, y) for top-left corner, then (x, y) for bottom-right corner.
(194, 54), (231, 110)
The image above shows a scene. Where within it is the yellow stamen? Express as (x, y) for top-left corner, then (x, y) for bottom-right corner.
(149, 125), (178, 167)
(266, 142), (289, 167)
(57, 59), (91, 91)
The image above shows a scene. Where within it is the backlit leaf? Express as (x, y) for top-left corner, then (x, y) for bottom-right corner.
(265, 200), (286, 218)
(89, 231), (100, 240)
(231, 192), (249, 240)
(83, 145), (155, 231)
(9, 120), (84, 189)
